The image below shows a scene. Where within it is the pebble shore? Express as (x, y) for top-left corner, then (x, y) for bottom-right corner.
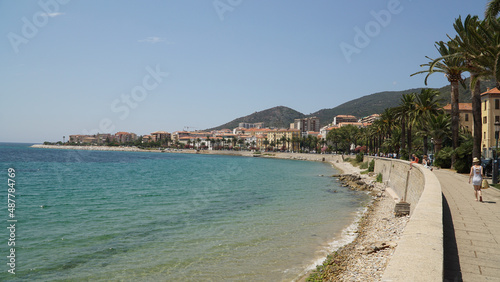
(311, 161), (409, 282)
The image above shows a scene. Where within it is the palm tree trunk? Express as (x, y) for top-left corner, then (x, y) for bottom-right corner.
(400, 117), (406, 153)
(407, 124), (412, 156)
(450, 80), (460, 150)
(423, 135), (428, 156)
(471, 76), (482, 159)
(451, 80), (460, 167)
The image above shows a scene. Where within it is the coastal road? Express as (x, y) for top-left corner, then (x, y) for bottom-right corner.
(435, 169), (500, 281)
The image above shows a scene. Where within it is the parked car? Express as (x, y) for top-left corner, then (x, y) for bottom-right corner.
(482, 158), (492, 177)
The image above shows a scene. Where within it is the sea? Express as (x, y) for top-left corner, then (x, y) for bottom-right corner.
(0, 143), (370, 281)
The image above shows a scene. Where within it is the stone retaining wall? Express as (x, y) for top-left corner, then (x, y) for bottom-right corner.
(366, 156), (443, 281)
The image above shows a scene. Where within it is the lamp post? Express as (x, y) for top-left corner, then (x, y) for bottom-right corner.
(493, 121), (500, 184)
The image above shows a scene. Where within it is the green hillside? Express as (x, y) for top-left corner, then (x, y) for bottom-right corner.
(207, 106), (306, 130)
(209, 79), (497, 130)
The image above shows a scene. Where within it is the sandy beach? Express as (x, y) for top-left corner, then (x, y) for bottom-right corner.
(31, 145), (405, 281)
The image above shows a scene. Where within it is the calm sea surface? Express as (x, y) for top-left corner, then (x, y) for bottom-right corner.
(0, 143), (370, 281)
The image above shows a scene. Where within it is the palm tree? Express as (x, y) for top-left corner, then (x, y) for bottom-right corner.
(379, 108), (395, 141)
(280, 136), (287, 151)
(231, 136), (237, 149)
(206, 136), (211, 150)
(291, 136), (300, 152)
(447, 14), (500, 158)
(221, 137), (226, 150)
(450, 15), (487, 159)
(394, 93), (417, 158)
(263, 138), (270, 151)
(412, 41), (466, 157)
(486, 0), (500, 19)
(428, 113), (452, 155)
(414, 89), (444, 155)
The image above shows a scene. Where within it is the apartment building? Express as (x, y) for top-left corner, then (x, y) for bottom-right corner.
(443, 103), (473, 133)
(481, 88), (500, 154)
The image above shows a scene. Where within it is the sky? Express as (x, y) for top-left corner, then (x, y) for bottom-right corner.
(0, 0), (491, 143)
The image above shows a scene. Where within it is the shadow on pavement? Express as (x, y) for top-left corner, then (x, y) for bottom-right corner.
(443, 194), (463, 282)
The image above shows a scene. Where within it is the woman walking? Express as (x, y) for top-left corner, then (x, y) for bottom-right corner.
(468, 157), (483, 202)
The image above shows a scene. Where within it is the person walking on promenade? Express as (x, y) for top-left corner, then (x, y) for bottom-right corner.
(468, 157), (483, 202)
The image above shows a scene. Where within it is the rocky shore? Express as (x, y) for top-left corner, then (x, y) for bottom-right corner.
(306, 163), (409, 281)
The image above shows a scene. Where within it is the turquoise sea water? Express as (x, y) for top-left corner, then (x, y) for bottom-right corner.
(0, 143), (370, 281)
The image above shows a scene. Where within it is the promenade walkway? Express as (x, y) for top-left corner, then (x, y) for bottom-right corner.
(435, 169), (500, 281)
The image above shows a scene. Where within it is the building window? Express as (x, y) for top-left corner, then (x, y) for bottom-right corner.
(496, 116), (500, 123)
(496, 99), (500, 109)
(484, 116), (488, 124)
(485, 132), (487, 139)
(465, 114), (469, 121)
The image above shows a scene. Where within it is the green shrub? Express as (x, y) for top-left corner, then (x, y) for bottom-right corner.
(400, 149), (409, 161)
(435, 147), (453, 168)
(356, 153), (364, 163)
(453, 140), (473, 173)
(359, 162), (368, 169)
(376, 173), (383, 183)
(368, 159), (375, 172)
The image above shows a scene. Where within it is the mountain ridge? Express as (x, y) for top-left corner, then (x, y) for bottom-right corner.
(208, 79), (497, 130)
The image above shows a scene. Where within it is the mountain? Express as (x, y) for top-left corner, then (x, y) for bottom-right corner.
(309, 88), (424, 127)
(207, 106), (306, 131)
(208, 79), (498, 130)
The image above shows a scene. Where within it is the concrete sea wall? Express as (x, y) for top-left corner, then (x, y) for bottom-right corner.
(367, 156), (443, 282)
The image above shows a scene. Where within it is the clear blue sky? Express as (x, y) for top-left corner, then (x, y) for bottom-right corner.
(0, 0), (490, 143)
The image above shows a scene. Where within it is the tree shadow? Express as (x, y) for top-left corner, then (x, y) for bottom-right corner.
(443, 194), (463, 282)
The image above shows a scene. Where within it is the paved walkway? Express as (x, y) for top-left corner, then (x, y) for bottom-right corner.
(434, 169), (500, 281)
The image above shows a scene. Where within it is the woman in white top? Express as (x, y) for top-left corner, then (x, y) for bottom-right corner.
(468, 157), (483, 202)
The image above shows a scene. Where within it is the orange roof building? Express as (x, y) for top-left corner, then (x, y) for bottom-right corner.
(481, 88), (500, 154)
(443, 103), (473, 135)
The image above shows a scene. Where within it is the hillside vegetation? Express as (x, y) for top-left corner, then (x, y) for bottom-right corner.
(208, 79), (497, 130)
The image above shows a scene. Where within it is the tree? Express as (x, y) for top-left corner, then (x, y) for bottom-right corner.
(291, 136), (300, 152)
(450, 15), (487, 159)
(326, 129), (341, 153)
(280, 136), (287, 151)
(206, 136), (211, 150)
(414, 89), (444, 155)
(263, 138), (270, 151)
(412, 41), (466, 158)
(446, 14), (500, 158)
(395, 93), (417, 157)
(486, 0), (500, 20)
(428, 113), (452, 155)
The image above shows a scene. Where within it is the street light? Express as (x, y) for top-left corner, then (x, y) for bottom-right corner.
(493, 121), (500, 184)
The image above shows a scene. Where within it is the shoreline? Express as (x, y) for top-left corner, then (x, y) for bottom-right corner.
(31, 145), (404, 281)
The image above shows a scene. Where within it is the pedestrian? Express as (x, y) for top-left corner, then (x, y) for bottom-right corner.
(422, 155), (432, 171)
(468, 157), (483, 202)
(411, 154), (419, 164)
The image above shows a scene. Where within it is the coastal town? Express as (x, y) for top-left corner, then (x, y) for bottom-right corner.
(59, 114), (379, 152)
(51, 87), (500, 161)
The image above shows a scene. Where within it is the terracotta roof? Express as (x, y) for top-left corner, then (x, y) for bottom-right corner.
(151, 131), (169, 134)
(443, 103), (472, 111)
(115, 132), (130, 135)
(335, 115), (357, 118)
(481, 87), (500, 95)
